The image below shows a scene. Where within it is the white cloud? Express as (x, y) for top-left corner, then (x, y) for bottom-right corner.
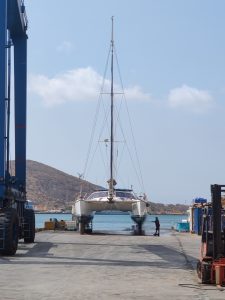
(56, 41), (73, 54)
(28, 67), (151, 107)
(168, 85), (213, 113)
(124, 86), (151, 101)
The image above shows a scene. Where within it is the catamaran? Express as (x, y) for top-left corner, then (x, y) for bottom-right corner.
(72, 17), (150, 234)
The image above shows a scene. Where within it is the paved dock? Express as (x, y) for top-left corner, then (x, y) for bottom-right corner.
(0, 231), (225, 300)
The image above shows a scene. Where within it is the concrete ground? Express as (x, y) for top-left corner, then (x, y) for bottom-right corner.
(0, 231), (225, 300)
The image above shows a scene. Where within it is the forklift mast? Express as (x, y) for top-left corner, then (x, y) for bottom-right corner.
(211, 185), (225, 259)
(0, 0), (27, 204)
(198, 184), (225, 285)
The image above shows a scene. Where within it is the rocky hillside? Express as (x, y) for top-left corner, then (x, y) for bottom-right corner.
(150, 202), (189, 215)
(13, 160), (102, 210)
(11, 160), (188, 213)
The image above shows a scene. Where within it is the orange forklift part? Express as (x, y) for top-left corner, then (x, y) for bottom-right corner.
(211, 258), (225, 286)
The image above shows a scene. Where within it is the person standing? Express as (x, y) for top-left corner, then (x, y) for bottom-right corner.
(153, 217), (160, 236)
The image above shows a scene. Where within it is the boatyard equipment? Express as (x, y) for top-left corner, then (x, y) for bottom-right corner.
(0, 0), (35, 256)
(176, 220), (189, 232)
(193, 207), (203, 235)
(197, 184), (225, 285)
(188, 198), (207, 235)
(44, 219), (67, 230)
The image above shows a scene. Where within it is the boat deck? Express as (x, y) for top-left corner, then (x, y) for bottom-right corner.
(0, 231), (224, 299)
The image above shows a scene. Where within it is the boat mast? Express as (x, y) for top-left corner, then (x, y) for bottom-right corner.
(108, 16), (116, 202)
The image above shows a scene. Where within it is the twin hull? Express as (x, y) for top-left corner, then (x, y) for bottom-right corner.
(72, 197), (148, 219)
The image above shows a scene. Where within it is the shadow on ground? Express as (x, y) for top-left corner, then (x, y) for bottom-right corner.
(0, 239), (197, 271)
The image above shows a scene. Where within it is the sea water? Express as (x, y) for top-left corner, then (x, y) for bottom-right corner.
(35, 213), (187, 235)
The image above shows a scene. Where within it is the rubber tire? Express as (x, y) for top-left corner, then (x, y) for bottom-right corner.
(80, 223), (85, 235)
(0, 208), (19, 256)
(196, 260), (203, 280)
(198, 261), (211, 284)
(85, 228), (93, 234)
(24, 209), (35, 243)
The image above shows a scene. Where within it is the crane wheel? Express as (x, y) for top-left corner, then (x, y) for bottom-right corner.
(0, 208), (19, 256)
(24, 209), (35, 243)
(80, 223), (85, 235)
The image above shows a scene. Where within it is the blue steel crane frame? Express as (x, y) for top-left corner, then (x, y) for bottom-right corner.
(0, 1), (34, 256)
(0, 0), (27, 206)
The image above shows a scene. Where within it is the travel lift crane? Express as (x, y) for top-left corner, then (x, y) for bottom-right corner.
(0, 0), (35, 255)
(197, 184), (225, 286)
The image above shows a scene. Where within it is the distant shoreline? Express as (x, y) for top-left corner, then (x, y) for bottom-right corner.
(35, 211), (187, 216)
(35, 212), (71, 214)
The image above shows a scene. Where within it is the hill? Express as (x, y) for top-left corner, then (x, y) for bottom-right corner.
(11, 160), (189, 213)
(13, 160), (102, 211)
(150, 202), (189, 215)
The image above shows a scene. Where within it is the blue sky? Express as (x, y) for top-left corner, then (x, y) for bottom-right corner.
(20, 0), (225, 204)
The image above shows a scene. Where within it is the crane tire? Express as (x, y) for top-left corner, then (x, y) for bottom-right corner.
(0, 208), (19, 256)
(24, 209), (35, 243)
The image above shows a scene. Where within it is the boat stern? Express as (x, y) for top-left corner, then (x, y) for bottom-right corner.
(131, 200), (149, 235)
(72, 199), (94, 234)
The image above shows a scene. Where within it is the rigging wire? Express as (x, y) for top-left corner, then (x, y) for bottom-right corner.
(113, 94), (124, 176)
(114, 106), (125, 171)
(85, 98), (111, 183)
(85, 101), (111, 184)
(99, 141), (109, 184)
(85, 141), (100, 182)
(115, 112), (144, 193)
(82, 29), (146, 195)
(82, 44), (111, 179)
(113, 101), (123, 178)
(114, 45), (146, 193)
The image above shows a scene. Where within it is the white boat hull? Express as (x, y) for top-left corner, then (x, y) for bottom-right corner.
(73, 198), (148, 216)
(72, 194), (150, 235)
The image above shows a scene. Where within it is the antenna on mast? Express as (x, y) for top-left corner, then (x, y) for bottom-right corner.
(111, 16), (114, 46)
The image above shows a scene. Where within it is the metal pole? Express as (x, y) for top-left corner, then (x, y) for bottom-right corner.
(0, 0), (7, 200)
(13, 34), (27, 193)
(211, 184), (222, 259)
(6, 36), (12, 182)
(109, 16), (114, 201)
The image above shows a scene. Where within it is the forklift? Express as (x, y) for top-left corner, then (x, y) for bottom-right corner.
(197, 184), (225, 285)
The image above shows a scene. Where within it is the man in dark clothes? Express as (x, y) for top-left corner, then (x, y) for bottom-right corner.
(153, 217), (160, 236)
